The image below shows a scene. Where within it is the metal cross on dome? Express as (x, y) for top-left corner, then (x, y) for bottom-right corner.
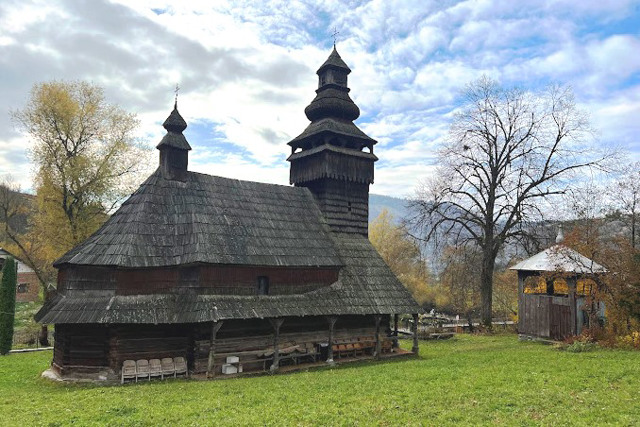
(174, 83), (180, 103)
(332, 27), (340, 46)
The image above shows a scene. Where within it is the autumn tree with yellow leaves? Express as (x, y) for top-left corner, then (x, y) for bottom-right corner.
(369, 209), (438, 306)
(11, 81), (148, 268)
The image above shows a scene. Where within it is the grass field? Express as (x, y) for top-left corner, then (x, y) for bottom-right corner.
(1, 334), (639, 426)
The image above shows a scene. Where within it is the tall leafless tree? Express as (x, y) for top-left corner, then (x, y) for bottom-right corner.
(609, 161), (640, 249)
(409, 76), (610, 327)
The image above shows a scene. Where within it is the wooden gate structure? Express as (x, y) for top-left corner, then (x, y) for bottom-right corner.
(518, 294), (573, 340)
(511, 232), (606, 341)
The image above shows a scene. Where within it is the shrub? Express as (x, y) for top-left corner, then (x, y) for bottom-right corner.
(615, 332), (640, 350)
(565, 340), (598, 353)
(0, 257), (18, 354)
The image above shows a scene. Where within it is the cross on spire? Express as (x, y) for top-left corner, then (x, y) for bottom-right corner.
(331, 27), (340, 46)
(174, 83), (180, 104)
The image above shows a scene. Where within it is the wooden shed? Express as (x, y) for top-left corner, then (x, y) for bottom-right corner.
(35, 47), (422, 381)
(511, 231), (606, 341)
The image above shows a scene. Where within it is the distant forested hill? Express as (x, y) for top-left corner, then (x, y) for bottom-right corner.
(369, 194), (409, 224)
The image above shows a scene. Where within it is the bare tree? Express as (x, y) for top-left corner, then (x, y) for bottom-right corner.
(438, 244), (481, 331)
(609, 161), (640, 249)
(409, 76), (610, 327)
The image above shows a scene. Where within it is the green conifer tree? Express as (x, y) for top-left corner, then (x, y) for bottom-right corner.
(0, 257), (17, 354)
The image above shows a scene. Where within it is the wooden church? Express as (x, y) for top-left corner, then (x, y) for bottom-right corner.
(35, 47), (422, 380)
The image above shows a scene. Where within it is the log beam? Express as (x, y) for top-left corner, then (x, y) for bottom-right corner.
(568, 277), (577, 336)
(374, 315), (382, 359)
(393, 314), (399, 348)
(326, 316), (337, 364)
(206, 321), (224, 378)
(412, 313), (419, 354)
(269, 318), (285, 372)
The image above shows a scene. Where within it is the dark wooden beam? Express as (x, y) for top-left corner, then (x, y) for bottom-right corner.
(374, 315), (382, 359)
(517, 271), (525, 333)
(206, 321), (224, 378)
(269, 318), (285, 372)
(568, 277), (577, 336)
(326, 316), (337, 364)
(393, 314), (399, 348)
(412, 313), (419, 354)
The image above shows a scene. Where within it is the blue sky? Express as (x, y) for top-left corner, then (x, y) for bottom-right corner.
(0, 0), (639, 196)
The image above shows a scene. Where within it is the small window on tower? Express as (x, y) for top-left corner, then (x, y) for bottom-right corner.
(257, 276), (270, 295)
(17, 283), (28, 293)
(348, 202), (352, 213)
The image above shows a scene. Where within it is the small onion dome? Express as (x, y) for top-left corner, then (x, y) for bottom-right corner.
(157, 101), (191, 151)
(163, 101), (187, 133)
(304, 88), (360, 121)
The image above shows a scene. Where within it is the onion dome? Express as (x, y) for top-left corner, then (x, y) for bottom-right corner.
(156, 101), (191, 151)
(304, 47), (360, 122)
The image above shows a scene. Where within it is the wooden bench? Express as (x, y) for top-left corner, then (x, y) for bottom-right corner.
(121, 356), (187, 384)
(332, 336), (377, 359)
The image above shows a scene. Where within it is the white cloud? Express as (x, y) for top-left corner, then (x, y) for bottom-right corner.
(0, 0), (638, 199)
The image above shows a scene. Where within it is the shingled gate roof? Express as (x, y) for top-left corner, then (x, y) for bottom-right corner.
(510, 245), (607, 274)
(55, 170), (343, 268)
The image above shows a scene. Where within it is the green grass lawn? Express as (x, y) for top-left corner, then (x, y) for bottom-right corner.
(1, 335), (639, 426)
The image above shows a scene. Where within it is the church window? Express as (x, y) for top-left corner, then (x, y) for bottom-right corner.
(17, 283), (29, 293)
(257, 276), (270, 295)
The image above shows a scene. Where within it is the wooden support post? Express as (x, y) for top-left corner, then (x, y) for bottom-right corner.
(206, 321), (223, 378)
(269, 318), (285, 372)
(393, 314), (399, 348)
(568, 277), (577, 336)
(326, 316), (337, 364)
(374, 315), (382, 359)
(412, 313), (419, 354)
(517, 271), (525, 334)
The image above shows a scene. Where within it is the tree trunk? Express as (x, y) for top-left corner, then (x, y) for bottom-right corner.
(480, 248), (496, 329)
(631, 208), (636, 249)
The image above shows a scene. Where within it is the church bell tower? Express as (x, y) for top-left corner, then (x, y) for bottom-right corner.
(287, 47), (378, 236)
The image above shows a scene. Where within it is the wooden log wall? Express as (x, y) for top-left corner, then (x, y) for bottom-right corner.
(107, 324), (192, 371)
(53, 316), (387, 375)
(53, 324), (109, 371)
(58, 265), (339, 296)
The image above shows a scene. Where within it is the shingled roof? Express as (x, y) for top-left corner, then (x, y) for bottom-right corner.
(510, 245), (607, 274)
(55, 170), (343, 268)
(37, 233), (419, 324)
